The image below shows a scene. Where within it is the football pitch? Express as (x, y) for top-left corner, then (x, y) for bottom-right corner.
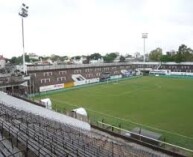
(36, 76), (193, 149)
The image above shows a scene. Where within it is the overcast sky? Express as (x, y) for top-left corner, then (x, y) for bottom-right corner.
(0, 0), (193, 58)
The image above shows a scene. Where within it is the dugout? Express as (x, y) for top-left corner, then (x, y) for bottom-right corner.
(131, 127), (163, 146)
(70, 107), (88, 122)
(40, 98), (52, 110)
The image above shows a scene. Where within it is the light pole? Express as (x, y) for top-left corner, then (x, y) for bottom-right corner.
(142, 33), (148, 62)
(19, 3), (29, 74)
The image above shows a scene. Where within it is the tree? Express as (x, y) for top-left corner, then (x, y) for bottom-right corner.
(160, 55), (171, 62)
(10, 57), (17, 64)
(61, 56), (68, 61)
(82, 56), (89, 64)
(25, 55), (30, 62)
(119, 55), (125, 62)
(89, 53), (102, 60)
(9, 56), (22, 64)
(50, 54), (60, 62)
(75, 56), (81, 60)
(71, 56), (81, 60)
(175, 44), (193, 62)
(103, 53), (118, 63)
(149, 48), (162, 61)
(9, 55), (30, 64)
(160, 50), (175, 62)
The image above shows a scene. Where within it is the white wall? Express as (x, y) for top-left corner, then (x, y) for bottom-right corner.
(0, 59), (5, 68)
(40, 84), (64, 92)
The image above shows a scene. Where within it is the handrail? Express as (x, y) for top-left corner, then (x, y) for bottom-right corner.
(98, 121), (193, 155)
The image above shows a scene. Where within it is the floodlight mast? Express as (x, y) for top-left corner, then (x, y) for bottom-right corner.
(142, 33), (148, 62)
(19, 3), (29, 74)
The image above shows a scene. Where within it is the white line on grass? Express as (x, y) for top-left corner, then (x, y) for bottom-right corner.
(50, 97), (193, 140)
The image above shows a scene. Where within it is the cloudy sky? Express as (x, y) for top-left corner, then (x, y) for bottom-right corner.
(0, 0), (193, 58)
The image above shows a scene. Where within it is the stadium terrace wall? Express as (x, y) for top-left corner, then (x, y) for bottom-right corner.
(27, 62), (193, 92)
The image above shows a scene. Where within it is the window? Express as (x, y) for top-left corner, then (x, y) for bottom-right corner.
(43, 72), (52, 77)
(57, 77), (66, 82)
(85, 68), (93, 73)
(96, 73), (101, 77)
(86, 74), (93, 78)
(85, 69), (89, 73)
(95, 68), (101, 72)
(104, 67), (109, 71)
(74, 69), (81, 73)
(114, 71), (119, 74)
(40, 78), (50, 84)
(59, 71), (67, 75)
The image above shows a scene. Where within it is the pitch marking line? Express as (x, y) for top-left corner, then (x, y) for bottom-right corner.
(50, 97), (193, 140)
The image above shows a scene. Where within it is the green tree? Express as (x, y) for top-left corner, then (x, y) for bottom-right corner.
(103, 53), (118, 63)
(89, 53), (102, 60)
(25, 55), (30, 62)
(175, 44), (193, 62)
(61, 56), (68, 61)
(9, 55), (30, 64)
(119, 55), (125, 62)
(75, 56), (81, 60)
(71, 56), (81, 60)
(10, 57), (17, 64)
(50, 54), (60, 61)
(149, 48), (162, 61)
(160, 55), (172, 62)
(160, 50), (175, 62)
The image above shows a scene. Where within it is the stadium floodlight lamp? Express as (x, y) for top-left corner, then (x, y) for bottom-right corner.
(142, 33), (148, 62)
(142, 33), (148, 39)
(18, 3), (29, 74)
(19, 3), (29, 18)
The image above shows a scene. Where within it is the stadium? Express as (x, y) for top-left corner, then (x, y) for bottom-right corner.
(0, 61), (193, 157)
(1, 0), (193, 156)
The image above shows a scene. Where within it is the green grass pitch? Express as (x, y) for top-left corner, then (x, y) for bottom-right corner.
(36, 76), (193, 148)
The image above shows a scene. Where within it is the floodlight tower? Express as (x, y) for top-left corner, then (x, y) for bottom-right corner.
(142, 33), (148, 62)
(19, 3), (29, 74)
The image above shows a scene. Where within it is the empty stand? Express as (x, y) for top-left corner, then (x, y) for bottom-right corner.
(0, 101), (169, 157)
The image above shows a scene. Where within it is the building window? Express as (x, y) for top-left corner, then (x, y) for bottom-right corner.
(114, 71), (119, 74)
(104, 67), (109, 71)
(96, 73), (101, 77)
(57, 77), (66, 82)
(43, 72), (52, 77)
(74, 69), (81, 74)
(86, 74), (93, 78)
(85, 68), (93, 73)
(95, 68), (101, 72)
(40, 78), (50, 84)
(59, 71), (67, 75)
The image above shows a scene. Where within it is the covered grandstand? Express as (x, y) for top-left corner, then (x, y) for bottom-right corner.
(26, 62), (193, 93)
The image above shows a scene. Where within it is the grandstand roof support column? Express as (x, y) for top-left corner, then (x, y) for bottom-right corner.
(142, 33), (148, 62)
(19, 3), (29, 74)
